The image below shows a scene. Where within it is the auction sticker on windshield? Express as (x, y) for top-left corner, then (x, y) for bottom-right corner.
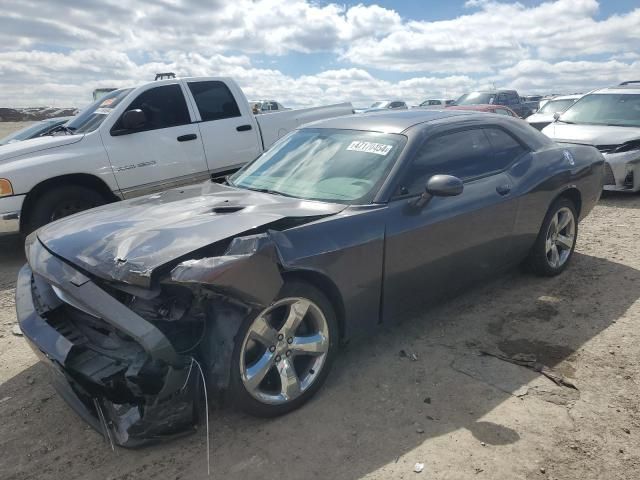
(347, 141), (393, 156)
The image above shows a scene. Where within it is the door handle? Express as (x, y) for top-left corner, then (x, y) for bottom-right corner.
(236, 124), (252, 132)
(496, 184), (512, 195)
(177, 134), (197, 142)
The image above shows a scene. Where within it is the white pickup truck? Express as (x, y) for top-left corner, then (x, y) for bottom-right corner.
(0, 77), (353, 234)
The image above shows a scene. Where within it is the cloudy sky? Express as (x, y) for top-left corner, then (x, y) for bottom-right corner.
(1, 0), (639, 108)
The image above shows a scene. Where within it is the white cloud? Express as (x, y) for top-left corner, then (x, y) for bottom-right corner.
(0, 1), (639, 107)
(343, 0), (640, 73)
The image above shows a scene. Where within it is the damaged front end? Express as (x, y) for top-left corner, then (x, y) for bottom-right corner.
(16, 232), (284, 447)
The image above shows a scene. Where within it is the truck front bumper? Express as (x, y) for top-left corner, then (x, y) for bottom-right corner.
(16, 238), (199, 447)
(0, 194), (25, 234)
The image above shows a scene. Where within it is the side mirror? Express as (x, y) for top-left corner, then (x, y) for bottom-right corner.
(427, 174), (464, 196)
(414, 175), (464, 208)
(553, 112), (561, 122)
(121, 109), (146, 130)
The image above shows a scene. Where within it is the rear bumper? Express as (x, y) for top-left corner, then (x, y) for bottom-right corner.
(16, 242), (198, 447)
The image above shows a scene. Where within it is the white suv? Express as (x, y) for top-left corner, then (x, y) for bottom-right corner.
(542, 81), (640, 192)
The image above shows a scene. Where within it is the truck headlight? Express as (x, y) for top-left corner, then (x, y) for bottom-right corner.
(0, 178), (13, 197)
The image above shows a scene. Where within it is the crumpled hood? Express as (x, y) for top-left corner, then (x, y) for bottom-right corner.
(36, 182), (345, 287)
(542, 123), (640, 146)
(0, 134), (83, 162)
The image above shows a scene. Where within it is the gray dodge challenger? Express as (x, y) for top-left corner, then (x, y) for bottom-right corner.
(16, 110), (604, 446)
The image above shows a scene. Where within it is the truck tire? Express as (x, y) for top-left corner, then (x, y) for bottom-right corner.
(25, 185), (107, 233)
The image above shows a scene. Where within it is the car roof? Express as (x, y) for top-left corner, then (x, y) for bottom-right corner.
(304, 109), (477, 133)
(593, 84), (640, 94)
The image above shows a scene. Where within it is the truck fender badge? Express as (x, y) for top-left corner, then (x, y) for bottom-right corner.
(563, 150), (575, 166)
(113, 160), (157, 172)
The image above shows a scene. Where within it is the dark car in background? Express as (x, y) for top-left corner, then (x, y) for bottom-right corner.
(17, 109), (604, 447)
(456, 90), (535, 118)
(0, 117), (72, 146)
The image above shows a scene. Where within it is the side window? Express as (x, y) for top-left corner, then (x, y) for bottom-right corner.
(397, 129), (492, 195)
(484, 128), (527, 170)
(508, 93), (519, 105)
(116, 84), (190, 131)
(188, 81), (241, 121)
(495, 94), (506, 105)
(430, 100), (441, 105)
(494, 108), (510, 116)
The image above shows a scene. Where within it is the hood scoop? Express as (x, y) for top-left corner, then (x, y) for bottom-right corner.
(211, 205), (245, 214)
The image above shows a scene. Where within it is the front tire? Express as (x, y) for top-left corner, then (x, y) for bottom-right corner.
(526, 197), (578, 276)
(228, 280), (338, 417)
(25, 185), (107, 233)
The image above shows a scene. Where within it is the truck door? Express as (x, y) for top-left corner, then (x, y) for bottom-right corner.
(100, 83), (208, 197)
(184, 80), (262, 175)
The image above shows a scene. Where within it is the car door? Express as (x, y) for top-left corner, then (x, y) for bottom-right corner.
(101, 83), (208, 196)
(185, 80), (262, 174)
(382, 126), (526, 321)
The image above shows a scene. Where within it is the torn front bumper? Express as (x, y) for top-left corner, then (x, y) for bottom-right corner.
(603, 151), (640, 192)
(16, 238), (199, 447)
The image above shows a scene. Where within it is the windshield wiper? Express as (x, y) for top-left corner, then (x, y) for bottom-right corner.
(243, 186), (297, 198)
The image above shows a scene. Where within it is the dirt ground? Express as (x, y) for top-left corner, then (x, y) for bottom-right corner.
(0, 147), (638, 477)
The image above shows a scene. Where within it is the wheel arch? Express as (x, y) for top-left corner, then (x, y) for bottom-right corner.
(281, 269), (347, 341)
(20, 173), (119, 233)
(555, 187), (582, 218)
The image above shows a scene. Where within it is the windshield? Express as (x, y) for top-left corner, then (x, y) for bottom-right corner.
(66, 88), (132, 134)
(229, 128), (405, 204)
(538, 99), (577, 114)
(370, 101), (389, 109)
(0, 119), (61, 145)
(456, 92), (497, 105)
(560, 94), (640, 127)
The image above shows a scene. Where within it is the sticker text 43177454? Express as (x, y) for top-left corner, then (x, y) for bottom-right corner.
(346, 141), (393, 156)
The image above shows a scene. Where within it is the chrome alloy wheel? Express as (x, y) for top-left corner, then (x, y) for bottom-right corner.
(239, 297), (330, 405)
(545, 206), (576, 269)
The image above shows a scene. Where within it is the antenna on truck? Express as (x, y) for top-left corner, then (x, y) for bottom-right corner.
(155, 72), (176, 81)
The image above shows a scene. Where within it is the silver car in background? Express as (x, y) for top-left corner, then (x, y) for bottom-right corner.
(355, 100), (408, 113)
(412, 99), (455, 109)
(0, 117), (73, 146)
(542, 81), (640, 192)
(526, 95), (581, 131)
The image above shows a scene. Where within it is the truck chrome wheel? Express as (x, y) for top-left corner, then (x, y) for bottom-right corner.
(240, 297), (330, 405)
(545, 206), (576, 268)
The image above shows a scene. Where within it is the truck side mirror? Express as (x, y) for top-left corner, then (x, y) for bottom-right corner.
(553, 112), (561, 122)
(121, 109), (147, 130)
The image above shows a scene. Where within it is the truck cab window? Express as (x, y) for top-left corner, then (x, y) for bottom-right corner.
(188, 81), (241, 121)
(116, 84), (190, 132)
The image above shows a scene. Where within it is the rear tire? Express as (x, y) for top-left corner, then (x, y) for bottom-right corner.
(24, 185), (107, 233)
(228, 280), (339, 417)
(526, 197), (578, 276)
